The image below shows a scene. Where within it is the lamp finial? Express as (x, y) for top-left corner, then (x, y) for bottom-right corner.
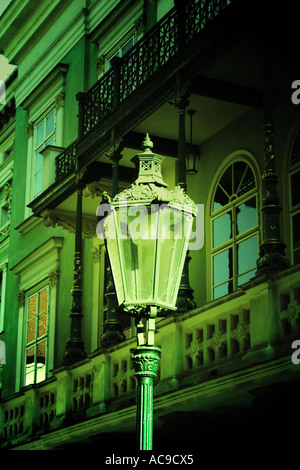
(142, 133), (153, 151)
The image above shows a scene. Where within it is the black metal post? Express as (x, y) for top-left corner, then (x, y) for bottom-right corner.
(174, 91), (196, 313)
(111, 57), (121, 110)
(256, 44), (289, 275)
(174, 0), (186, 51)
(64, 180), (87, 364)
(76, 92), (85, 140)
(101, 148), (126, 347)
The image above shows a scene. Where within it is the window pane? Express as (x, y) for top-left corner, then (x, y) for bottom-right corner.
(46, 111), (55, 136)
(36, 341), (46, 383)
(233, 161), (247, 194)
(46, 136), (54, 146)
(38, 312), (47, 337)
(238, 269), (255, 287)
(0, 206), (9, 226)
(36, 152), (43, 172)
(294, 248), (300, 265)
(237, 165), (255, 196)
(35, 170), (43, 196)
(213, 186), (229, 211)
(219, 165), (232, 199)
(213, 282), (229, 300)
(291, 171), (300, 207)
(236, 197), (257, 235)
(213, 210), (232, 247)
(25, 346), (35, 386)
(292, 212), (300, 249)
(237, 234), (258, 275)
(36, 121), (44, 147)
(122, 38), (134, 56)
(39, 288), (48, 313)
(109, 51), (120, 69)
(28, 295), (37, 319)
(27, 319), (36, 344)
(213, 248), (233, 286)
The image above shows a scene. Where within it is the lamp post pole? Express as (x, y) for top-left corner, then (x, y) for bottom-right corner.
(131, 309), (161, 450)
(99, 135), (197, 451)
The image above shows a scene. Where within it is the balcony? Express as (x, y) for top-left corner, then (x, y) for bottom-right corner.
(1, 265), (299, 449)
(29, 0), (240, 215)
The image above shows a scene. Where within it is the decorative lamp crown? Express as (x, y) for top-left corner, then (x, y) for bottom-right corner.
(131, 133), (167, 187)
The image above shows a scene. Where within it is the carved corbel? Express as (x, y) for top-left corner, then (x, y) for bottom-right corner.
(55, 92), (65, 111)
(18, 291), (25, 308)
(27, 122), (34, 138)
(49, 269), (59, 287)
(41, 210), (57, 228)
(96, 55), (105, 76)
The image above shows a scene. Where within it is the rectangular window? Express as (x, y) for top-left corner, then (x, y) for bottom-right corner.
(0, 271), (3, 331)
(0, 264), (7, 333)
(34, 110), (56, 198)
(106, 36), (135, 72)
(25, 286), (49, 386)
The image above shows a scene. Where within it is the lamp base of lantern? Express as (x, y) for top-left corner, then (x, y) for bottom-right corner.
(131, 345), (161, 451)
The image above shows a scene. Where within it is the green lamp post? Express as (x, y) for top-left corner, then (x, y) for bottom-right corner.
(97, 134), (197, 450)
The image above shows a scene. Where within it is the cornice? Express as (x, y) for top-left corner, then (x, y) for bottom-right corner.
(11, 236), (63, 276)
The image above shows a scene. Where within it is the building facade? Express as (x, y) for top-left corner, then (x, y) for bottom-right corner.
(0, 0), (300, 452)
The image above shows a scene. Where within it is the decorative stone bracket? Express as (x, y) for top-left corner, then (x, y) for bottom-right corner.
(41, 209), (97, 239)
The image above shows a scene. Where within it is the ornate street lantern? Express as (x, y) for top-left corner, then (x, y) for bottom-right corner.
(97, 134), (197, 450)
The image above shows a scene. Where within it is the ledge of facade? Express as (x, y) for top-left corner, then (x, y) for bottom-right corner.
(15, 214), (43, 235)
(4, 353), (297, 451)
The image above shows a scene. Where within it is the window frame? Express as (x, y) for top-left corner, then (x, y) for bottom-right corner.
(105, 34), (136, 73)
(288, 132), (300, 264)
(33, 107), (56, 199)
(0, 180), (12, 237)
(208, 153), (261, 301)
(24, 284), (50, 386)
(24, 64), (67, 220)
(12, 237), (63, 392)
(0, 260), (8, 334)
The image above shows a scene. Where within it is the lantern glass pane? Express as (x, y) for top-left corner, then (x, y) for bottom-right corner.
(154, 207), (193, 309)
(104, 209), (125, 305)
(121, 206), (157, 305)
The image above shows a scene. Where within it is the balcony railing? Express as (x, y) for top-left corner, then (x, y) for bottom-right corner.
(1, 268), (299, 449)
(55, 0), (232, 181)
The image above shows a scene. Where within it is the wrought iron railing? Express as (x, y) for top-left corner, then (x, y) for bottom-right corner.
(119, 7), (178, 104)
(55, 0), (231, 181)
(82, 69), (114, 135)
(55, 139), (78, 181)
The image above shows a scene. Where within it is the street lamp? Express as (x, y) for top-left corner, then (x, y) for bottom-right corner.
(97, 134), (197, 450)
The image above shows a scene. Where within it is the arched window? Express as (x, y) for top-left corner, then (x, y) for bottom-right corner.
(211, 159), (259, 300)
(289, 129), (300, 265)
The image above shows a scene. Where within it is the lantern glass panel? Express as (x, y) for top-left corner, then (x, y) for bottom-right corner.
(154, 206), (192, 308)
(120, 205), (157, 306)
(104, 209), (125, 305)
